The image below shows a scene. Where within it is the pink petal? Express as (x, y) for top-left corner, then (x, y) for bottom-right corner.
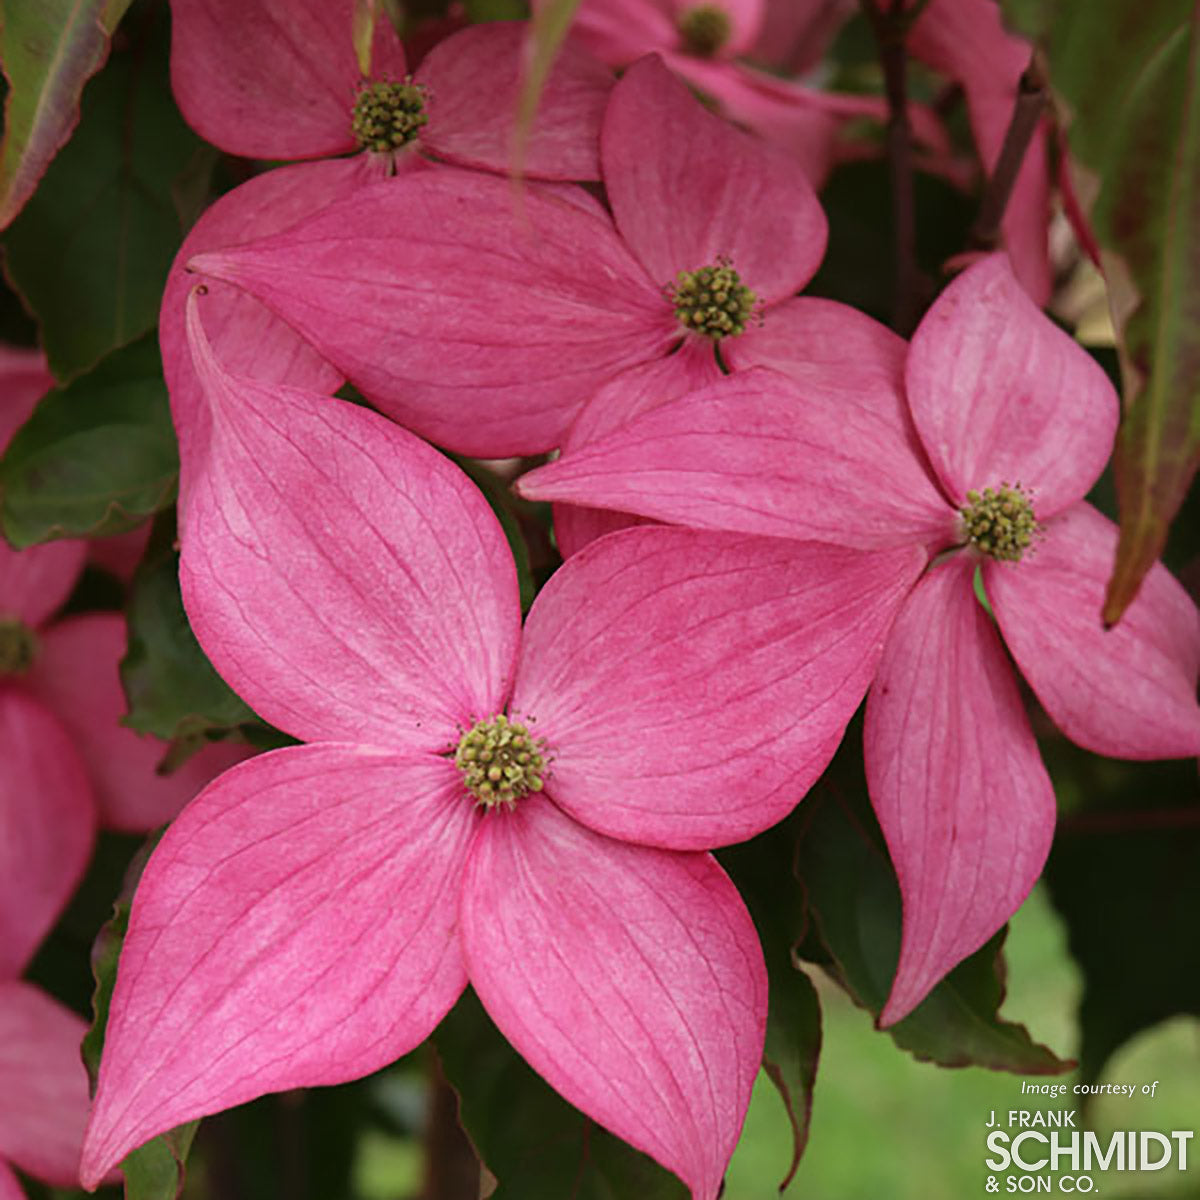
(907, 0), (1050, 302)
(0, 981), (91, 1187)
(602, 56), (827, 303)
(23, 613), (250, 832)
(724, 294), (905, 384)
(86, 523), (151, 583)
(460, 795), (766, 1200)
(514, 526), (925, 848)
(988, 502), (1200, 760)
(0, 688), (94, 978)
(553, 342), (723, 558)
(864, 555), (1055, 1026)
(0, 538), (84, 629)
(181, 294), (520, 747)
(905, 254), (1118, 517)
(0, 345), (52, 453)
(417, 24), (613, 181)
(160, 159), (364, 516)
(189, 170), (674, 457)
(749, 0), (854, 74)
(169, 0), (406, 159)
(563, 0), (678, 64)
(563, 336), (722, 450)
(517, 366), (956, 551)
(80, 746), (475, 1187)
(552, 503), (651, 561)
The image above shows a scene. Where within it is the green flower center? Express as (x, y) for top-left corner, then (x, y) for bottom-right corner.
(455, 714), (548, 810)
(351, 79), (428, 153)
(960, 483), (1040, 562)
(678, 5), (733, 57)
(670, 260), (757, 340)
(0, 617), (38, 676)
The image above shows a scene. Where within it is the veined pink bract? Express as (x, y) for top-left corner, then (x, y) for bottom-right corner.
(80, 290), (926, 1196)
(518, 254), (1200, 1022)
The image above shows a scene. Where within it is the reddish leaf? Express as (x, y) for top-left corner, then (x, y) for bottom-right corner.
(1003, 1), (1200, 622)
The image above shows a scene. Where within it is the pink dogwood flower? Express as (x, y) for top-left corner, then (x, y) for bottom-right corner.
(518, 254), (1200, 1021)
(559, 0), (948, 185)
(79, 291), (923, 1195)
(186, 54), (827, 457)
(170, 0), (613, 183)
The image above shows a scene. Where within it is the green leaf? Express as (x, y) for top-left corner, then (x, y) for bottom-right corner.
(720, 822), (821, 1191)
(3, 3), (200, 379)
(794, 747), (1071, 1074)
(120, 1123), (200, 1200)
(120, 515), (260, 743)
(435, 990), (688, 1200)
(1002, 2), (1200, 623)
(0, 333), (177, 547)
(1042, 752), (1200, 1083)
(0, 0), (132, 229)
(82, 830), (200, 1200)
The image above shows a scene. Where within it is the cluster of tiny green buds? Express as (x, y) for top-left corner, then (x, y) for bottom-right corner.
(455, 714), (548, 809)
(351, 79), (428, 153)
(960, 483), (1040, 562)
(0, 617), (38, 676)
(670, 259), (757, 339)
(678, 4), (733, 57)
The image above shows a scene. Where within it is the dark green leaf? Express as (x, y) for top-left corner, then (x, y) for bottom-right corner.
(436, 990), (688, 1200)
(4, 4), (200, 379)
(1002, 1), (1200, 623)
(809, 160), (975, 323)
(1042, 752), (1200, 1083)
(0, 334), (176, 547)
(119, 1124), (200, 1200)
(0, 0), (131, 229)
(120, 516), (260, 743)
(720, 821), (821, 1191)
(463, 0), (528, 20)
(795, 747), (1070, 1074)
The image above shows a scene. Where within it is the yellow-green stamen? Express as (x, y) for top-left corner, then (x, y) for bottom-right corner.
(678, 5), (733, 57)
(670, 259), (757, 340)
(455, 714), (548, 809)
(0, 617), (38, 676)
(351, 79), (428, 153)
(960, 483), (1040, 562)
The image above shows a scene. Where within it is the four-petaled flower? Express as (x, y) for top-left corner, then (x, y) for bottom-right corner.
(518, 254), (1200, 1021)
(80, 292), (924, 1197)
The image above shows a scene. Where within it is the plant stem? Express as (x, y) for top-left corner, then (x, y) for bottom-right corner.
(861, 0), (925, 335)
(969, 51), (1049, 252)
(1059, 808), (1200, 835)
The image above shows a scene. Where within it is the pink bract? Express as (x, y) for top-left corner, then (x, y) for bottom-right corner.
(905, 0), (1052, 303)
(188, 54), (827, 457)
(0, 981), (98, 1193)
(80, 291), (924, 1195)
(518, 254), (1200, 1021)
